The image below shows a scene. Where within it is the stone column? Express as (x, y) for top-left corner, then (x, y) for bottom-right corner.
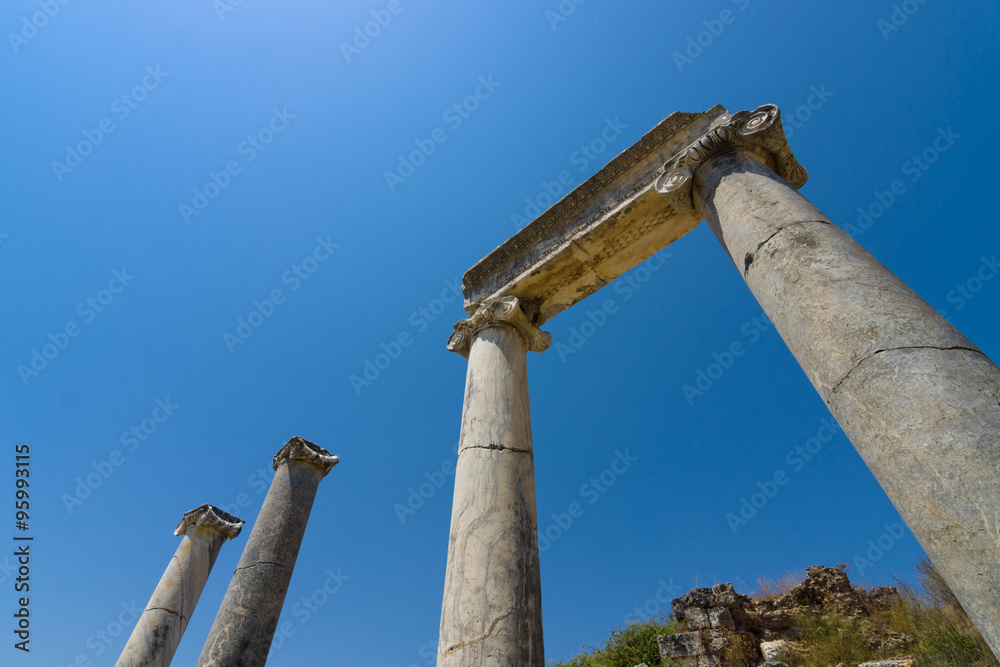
(196, 437), (338, 667)
(656, 104), (1000, 657)
(438, 296), (551, 667)
(116, 505), (244, 667)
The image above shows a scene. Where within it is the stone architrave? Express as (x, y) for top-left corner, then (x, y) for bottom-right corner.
(653, 104), (1000, 657)
(116, 505), (244, 667)
(437, 296), (550, 667)
(456, 104), (1000, 659)
(195, 437), (338, 667)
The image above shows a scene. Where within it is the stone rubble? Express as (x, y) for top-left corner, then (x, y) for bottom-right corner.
(656, 566), (915, 667)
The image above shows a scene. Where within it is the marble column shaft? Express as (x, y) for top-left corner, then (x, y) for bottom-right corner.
(438, 296), (550, 667)
(657, 104), (1000, 657)
(116, 505), (244, 667)
(195, 437), (338, 667)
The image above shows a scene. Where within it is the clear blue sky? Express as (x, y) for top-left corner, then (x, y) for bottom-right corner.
(2, 1), (998, 665)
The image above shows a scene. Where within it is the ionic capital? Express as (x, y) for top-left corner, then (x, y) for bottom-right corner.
(175, 504), (245, 540)
(447, 296), (552, 359)
(272, 436), (339, 476)
(654, 104), (808, 216)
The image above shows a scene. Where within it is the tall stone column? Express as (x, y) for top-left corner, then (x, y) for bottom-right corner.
(196, 437), (338, 667)
(116, 505), (244, 667)
(656, 104), (1000, 657)
(438, 296), (551, 667)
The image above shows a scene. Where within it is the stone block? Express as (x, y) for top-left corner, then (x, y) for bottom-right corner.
(658, 632), (706, 658)
(685, 607), (710, 630)
(712, 583), (739, 607)
(672, 588), (715, 616)
(708, 606), (735, 630)
(760, 640), (791, 661)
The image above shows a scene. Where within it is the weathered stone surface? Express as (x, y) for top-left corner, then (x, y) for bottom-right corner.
(708, 606), (735, 630)
(829, 346), (1000, 654)
(666, 105), (1000, 659)
(685, 607), (710, 630)
(858, 660), (916, 667)
(196, 438), (337, 667)
(116, 506), (243, 667)
(708, 607), (736, 630)
(439, 298), (545, 667)
(461, 107), (731, 326)
(692, 156), (975, 402)
(759, 639), (792, 661)
(658, 631), (707, 657)
(672, 587), (716, 618)
(712, 582), (739, 608)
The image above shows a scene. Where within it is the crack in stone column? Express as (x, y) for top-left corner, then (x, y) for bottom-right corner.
(742, 218), (832, 276)
(828, 345), (984, 402)
(442, 609), (517, 656)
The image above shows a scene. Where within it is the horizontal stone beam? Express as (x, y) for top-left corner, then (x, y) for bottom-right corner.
(463, 105), (761, 325)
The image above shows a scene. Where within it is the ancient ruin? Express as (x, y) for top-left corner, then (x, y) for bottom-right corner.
(660, 566), (910, 666)
(196, 437), (338, 667)
(116, 505), (244, 667)
(438, 104), (1000, 665)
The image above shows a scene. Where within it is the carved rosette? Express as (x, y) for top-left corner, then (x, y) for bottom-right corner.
(175, 504), (245, 540)
(272, 436), (340, 476)
(447, 296), (552, 359)
(655, 104), (809, 216)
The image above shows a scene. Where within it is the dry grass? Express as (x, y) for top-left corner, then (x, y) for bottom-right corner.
(750, 569), (806, 600)
(778, 560), (999, 667)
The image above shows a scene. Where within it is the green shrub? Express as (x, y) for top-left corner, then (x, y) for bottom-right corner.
(549, 616), (679, 667)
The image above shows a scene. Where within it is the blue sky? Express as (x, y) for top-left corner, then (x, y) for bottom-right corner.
(2, 0), (998, 665)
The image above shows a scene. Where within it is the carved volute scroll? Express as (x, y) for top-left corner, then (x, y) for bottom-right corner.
(655, 104), (808, 216)
(447, 296), (552, 360)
